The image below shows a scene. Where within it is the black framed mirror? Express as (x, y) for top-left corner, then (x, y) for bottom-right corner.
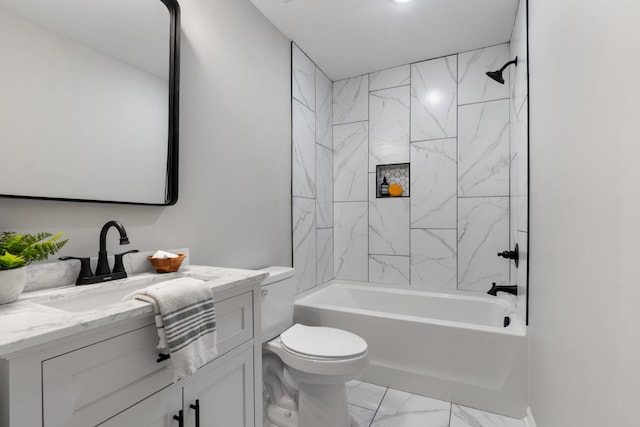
(0, 0), (180, 205)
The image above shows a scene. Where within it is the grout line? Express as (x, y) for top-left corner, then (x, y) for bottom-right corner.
(410, 136), (457, 144)
(458, 195), (510, 199)
(456, 52), (460, 291)
(292, 195), (316, 201)
(410, 227), (457, 230)
(334, 119), (369, 127)
(458, 97), (510, 107)
(369, 83), (411, 93)
(369, 253), (410, 258)
(290, 42), (295, 270)
(408, 63), (413, 288)
(349, 402), (378, 412)
(369, 387), (389, 426)
(366, 73), (370, 283)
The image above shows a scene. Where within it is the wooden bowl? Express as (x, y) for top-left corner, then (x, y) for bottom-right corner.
(148, 253), (186, 273)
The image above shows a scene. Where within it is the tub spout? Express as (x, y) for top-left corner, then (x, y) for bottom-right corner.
(487, 283), (517, 296)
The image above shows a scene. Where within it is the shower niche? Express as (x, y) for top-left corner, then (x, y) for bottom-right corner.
(376, 163), (410, 198)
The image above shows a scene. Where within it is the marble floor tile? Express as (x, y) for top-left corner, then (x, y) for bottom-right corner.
(350, 404), (378, 427)
(371, 389), (451, 427)
(347, 380), (388, 411)
(450, 404), (524, 427)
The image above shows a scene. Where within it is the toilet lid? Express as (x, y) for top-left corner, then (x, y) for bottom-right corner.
(280, 324), (367, 358)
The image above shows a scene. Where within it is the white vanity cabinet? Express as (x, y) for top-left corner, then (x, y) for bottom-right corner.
(182, 345), (255, 427)
(0, 282), (262, 427)
(98, 384), (182, 427)
(101, 345), (254, 427)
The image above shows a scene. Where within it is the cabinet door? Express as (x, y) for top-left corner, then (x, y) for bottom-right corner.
(184, 346), (254, 427)
(98, 386), (181, 427)
(42, 324), (173, 427)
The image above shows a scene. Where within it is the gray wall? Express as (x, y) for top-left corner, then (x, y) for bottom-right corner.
(0, 0), (292, 270)
(529, 0), (640, 425)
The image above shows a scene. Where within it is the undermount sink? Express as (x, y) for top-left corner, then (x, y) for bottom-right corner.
(34, 275), (170, 313)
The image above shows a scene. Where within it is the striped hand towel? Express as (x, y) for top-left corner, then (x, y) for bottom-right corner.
(125, 277), (218, 381)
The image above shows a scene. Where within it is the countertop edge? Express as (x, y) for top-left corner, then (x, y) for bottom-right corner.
(0, 267), (268, 359)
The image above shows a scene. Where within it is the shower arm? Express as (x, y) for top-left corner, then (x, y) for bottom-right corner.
(499, 58), (518, 72)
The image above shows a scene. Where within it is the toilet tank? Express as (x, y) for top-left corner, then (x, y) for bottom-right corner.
(259, 266), (296, 343)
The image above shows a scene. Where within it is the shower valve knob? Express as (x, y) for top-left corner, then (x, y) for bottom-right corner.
(497, 243), (519, 268)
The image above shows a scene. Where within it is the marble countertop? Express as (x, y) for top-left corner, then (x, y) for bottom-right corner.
(0, 265), (268, 358)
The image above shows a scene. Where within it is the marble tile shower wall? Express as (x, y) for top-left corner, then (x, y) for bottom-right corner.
(510, 0), (529, 319)
(292, 44), (335, 294)
(332, 42), (528, 296)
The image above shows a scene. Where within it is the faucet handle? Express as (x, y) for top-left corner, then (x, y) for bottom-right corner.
(113, 249), (139, 274)
(497, 243), (519, 268)
(59, 256), (93, 279)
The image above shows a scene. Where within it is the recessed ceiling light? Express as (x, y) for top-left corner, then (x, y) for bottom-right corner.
(391, 0), (413, 3)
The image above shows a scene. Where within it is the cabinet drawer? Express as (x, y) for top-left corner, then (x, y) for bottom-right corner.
(215, 291), (254, 356)
(42, 324), (172, 427)
(42, 291), (254, 427)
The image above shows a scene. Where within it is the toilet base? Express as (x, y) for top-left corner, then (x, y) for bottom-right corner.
(262, 326), (369, 427)
(298, 382), (351, 427)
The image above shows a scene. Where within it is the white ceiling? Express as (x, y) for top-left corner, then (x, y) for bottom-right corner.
(249, 0), (519, 80)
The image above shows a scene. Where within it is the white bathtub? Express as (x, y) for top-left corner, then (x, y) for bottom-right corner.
(293, 281), (527, 418)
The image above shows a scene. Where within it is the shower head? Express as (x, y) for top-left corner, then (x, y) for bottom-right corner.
(486, 70), (505, 84)
(486, 57), (518, 84)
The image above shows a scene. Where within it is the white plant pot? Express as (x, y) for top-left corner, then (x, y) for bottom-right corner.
(0, 268), (27, 305)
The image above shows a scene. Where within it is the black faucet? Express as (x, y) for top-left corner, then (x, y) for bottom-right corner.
(95, 220), (130, 275)
(487, 282), (518, 296)
(60, 220), (138, 285)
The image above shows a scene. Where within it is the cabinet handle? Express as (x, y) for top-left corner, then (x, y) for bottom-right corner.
(190, 399), (200, 427)
(173, 410), (184, 427)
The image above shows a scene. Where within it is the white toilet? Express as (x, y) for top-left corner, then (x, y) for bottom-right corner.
(260, 267), (369, 427)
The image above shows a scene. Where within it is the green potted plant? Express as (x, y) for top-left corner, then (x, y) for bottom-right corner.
(0, 232), (68, 304)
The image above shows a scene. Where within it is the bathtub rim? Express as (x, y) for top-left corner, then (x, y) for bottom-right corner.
(295, 280), (527, 337)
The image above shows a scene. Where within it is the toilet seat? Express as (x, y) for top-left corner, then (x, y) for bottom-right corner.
(264, 324), (369, 377)
(280, 324), (367, 359)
